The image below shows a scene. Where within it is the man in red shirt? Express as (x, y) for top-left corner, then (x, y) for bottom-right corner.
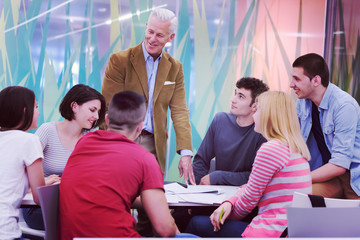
(58, 91), (178, 239)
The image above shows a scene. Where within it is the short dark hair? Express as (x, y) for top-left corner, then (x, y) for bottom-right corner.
(59, 84), (106, 128)
(292, 53), (329, 87)
(108, 91), (146, 131)
(236, 77), (269, 105)
(0, 86), (36, 131)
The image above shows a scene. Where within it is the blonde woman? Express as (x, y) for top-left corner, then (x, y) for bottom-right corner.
(186, 91), (312, 237)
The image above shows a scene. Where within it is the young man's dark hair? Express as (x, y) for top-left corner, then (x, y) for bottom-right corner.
(0, 86), (35, 131)
(292, 53), (330, 87)
(236, 77), (269, 105)
(59, 84), (106, 128)
(108, 91), (146, 131)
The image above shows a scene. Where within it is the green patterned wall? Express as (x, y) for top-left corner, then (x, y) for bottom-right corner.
(0, 0), (335, 182)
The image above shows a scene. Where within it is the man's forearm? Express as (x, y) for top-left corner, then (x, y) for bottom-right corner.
(311, 163), (347, 183)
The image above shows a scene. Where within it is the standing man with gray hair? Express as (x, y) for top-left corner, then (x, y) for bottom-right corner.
(102, 8), (194, 185)
(102, 8), (194, 236)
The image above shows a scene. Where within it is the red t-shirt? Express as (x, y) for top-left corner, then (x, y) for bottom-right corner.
(58, 130), (164, 240)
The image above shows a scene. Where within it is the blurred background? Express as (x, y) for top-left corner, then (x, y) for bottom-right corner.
(0, 0), (359, 182)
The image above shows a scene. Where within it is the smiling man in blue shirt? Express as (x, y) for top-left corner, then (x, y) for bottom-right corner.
(290, 53), (360, 199)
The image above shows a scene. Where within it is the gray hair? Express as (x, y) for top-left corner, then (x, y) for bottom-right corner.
(148, 8), (178, 35)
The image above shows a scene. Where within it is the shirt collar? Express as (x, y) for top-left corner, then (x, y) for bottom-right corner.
(318, 83), (335, 110)
(142, 41), (162, 62)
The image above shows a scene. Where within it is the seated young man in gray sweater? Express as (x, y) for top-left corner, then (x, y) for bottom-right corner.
(193, 77), (269, 186)
(173, 78), (269, 232)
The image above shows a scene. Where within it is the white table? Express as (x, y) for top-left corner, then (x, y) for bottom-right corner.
(21, 185), (239, 208)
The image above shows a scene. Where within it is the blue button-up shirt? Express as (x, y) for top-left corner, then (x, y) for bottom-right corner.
(141, 42), (192, 157)
(142, 42), (161, 134)
(297, 83), (360, 195)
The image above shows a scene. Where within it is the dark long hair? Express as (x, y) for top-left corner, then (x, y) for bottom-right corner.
(0, 86), (36, 131)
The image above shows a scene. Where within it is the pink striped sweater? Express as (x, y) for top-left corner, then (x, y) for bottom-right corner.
(227, 139), (312, 238)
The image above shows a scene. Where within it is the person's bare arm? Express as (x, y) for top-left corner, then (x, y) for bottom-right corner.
(26, 158), (45, 204)
(141, 188), (178, 237)
(311, 163), (346, 183)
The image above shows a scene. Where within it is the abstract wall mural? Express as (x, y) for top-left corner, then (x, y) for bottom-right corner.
(326, 0), (360, 102)
(1, 0), (347, 182)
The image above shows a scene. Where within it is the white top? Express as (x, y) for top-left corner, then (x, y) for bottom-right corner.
(0, 130), (43, 239)
(35, 122), (72, 176)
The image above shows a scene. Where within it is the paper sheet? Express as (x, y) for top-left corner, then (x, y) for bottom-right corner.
(165, 183), (238, 205)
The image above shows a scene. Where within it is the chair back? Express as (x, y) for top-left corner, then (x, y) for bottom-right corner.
(287, 192), (360, 237)
(37, 184), (59, 240)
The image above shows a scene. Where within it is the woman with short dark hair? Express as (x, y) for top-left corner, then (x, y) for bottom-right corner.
(23, 84), (106, 230)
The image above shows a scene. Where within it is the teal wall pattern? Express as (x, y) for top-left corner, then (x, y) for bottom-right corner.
(1, 0), (330, 182)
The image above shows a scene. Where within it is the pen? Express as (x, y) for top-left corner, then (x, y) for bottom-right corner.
(163, 181), (188, 188)
(177, 182), (188, 188)
(215, 207), (224, 232)
(218, 207), (224, 223)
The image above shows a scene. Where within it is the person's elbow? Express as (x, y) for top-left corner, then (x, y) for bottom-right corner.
(153, 220), (177, 237)
(32, 193), (40, 205)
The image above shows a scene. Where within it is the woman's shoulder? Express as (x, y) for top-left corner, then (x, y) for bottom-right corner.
(258, 139), (290, 157)
(35, 121), (57, 134)
(3, 130), (39, 143)
(37, 121), (56, 130)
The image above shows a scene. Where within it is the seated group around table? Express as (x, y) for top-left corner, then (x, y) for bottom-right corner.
(1, 7), (360, 240)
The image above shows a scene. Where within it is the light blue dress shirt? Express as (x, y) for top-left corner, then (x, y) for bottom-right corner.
(297, 83), (360, 195)
(142, 42), (160, 134)
(141, 42), (192, 157)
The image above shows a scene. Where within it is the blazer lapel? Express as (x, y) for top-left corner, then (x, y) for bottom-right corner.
(153, 54), (171, 103)
(130, 43), (149, 100)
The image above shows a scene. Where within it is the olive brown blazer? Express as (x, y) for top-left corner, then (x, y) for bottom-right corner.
(101, 43), (192, 172)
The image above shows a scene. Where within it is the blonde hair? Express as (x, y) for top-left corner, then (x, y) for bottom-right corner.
(256, 91), (310, 160)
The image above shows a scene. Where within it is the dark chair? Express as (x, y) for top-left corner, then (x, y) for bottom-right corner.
(37, 184), (59, 240)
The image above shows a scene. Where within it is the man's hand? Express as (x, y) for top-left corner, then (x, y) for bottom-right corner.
(178, 155), (196, 185)
(200, 174), (211, 185)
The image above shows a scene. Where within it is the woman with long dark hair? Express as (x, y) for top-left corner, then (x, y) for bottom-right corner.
(0, 86), (45, 239)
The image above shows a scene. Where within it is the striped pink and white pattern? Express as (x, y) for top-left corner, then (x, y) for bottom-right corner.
(227, 139), (312, 238)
